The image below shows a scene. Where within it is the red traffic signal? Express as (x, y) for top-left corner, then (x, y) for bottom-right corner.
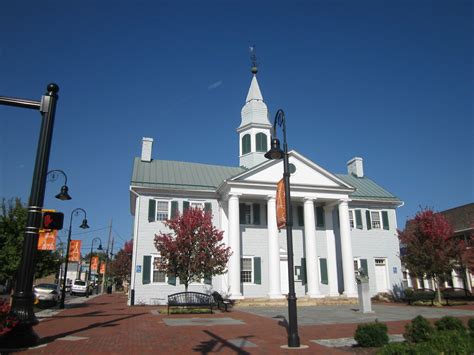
(42, 211), (64, 230)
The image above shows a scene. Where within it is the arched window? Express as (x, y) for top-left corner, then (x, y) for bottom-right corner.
(242, 134), (251, 155)
(256, 133), (267, 152)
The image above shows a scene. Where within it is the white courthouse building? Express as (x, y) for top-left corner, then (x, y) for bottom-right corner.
(129, 69), (404, 305)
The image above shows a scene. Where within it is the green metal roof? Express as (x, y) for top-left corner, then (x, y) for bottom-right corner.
(336, 174), (401, 203)
(131, 158), (245, 191)
(131, 158), (401, 203)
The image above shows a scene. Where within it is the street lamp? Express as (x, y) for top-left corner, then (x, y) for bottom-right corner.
(59, 208), (89, 309)
(87, 237), (103, 298)
(0, 84), (59, 348)
(47, 169), (72, 201)
(265, 109), (301, 348)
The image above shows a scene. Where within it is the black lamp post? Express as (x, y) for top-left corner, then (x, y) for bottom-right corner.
(265, 109), (301, 348)
(0, 84), (59, 348)
(47, 169), (72, 201)
(87, 237), (103, 298)
(59, 208), (89, 309)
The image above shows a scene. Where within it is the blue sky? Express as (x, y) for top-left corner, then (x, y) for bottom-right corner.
(1, 0), (472, 254)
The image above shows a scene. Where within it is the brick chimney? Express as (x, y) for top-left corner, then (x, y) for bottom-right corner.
(347, 157), (364, 178)
(141, 137), (153, 162)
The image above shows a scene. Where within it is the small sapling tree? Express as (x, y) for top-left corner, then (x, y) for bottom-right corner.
(154, 207), (231, 291)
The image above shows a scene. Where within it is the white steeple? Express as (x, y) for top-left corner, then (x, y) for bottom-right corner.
(238, 65), (272, 168)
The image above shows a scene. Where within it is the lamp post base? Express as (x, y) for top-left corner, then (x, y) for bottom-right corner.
(0, 324), (39, 350)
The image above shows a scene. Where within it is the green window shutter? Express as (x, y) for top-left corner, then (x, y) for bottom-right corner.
(316, 207), (324, 227)
(253, 203), (260, 225)
(183, 201), (189, 212)
(204, 202), (212, 213)
(171, 201), (179, 218)
(382, 211), (390, 230)
(254, 257), (261, 284)
(142, 256), (151, 284)
(256, 133), (267, 152)
(355, 210), (363, 229)
(242, 134), (251, 154)
(204, 275), (212, 285)
(239, 203), (246, 224)
(366, 210), (372, 230)
(167, 274), (176, 286)
(301, 258), (307, 284)
(297, 206), (304, 227)
(320, 258), (328, 285)
(360, 259), (368, 276)
(148, 199), (156, 222)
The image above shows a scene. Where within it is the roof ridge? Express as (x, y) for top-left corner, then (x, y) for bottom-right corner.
(134, 157), (242, 170)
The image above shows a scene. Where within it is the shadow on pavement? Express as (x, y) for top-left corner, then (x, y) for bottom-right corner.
(37, 313), (147, 346)
(193, 330), (251, 355)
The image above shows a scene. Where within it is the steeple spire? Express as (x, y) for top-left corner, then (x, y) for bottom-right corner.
(238, 47), (272, 168)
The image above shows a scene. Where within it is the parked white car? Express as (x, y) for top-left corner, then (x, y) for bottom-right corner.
(34, 283), (60, 303)
(71, 280), (89, 296)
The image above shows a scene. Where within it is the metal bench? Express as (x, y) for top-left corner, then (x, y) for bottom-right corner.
(211, 291), (233, 312)
(441, 287), (474, 306)
(404, 288), (436, 306)
(167, 291), (215, 315)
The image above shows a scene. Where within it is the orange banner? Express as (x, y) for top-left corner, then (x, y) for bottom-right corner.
(100, 264), (105, 275)
(37, 229), (57, 250)
(69, 240), (82, 262)
(91, 256), (99, 271)
(276, 178), (286, 229)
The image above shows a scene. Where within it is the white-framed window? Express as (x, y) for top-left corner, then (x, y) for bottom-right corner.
(152, 256), (167, 283)
(156, 200), (170, 221)
(241, 257), (253, 283)
(349, 210), (355, 229)
(190, 201), (205, 209)
(239, 203), (261, 225)
(354, 258), (361, 276)
(371, 211), (381, 229)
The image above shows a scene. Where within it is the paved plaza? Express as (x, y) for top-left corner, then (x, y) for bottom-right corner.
(1, 293), (472, 354)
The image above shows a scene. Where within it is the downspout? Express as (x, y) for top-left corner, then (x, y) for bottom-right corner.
(129, 187), (141, 306)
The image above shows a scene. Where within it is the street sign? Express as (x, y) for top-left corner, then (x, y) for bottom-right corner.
(136, 265), (142, 273)
(42, 211), (64, 230)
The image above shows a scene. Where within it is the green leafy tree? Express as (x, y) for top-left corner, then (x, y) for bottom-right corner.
(154, 207), (231, 291)
(0, 198), (61, 287)
(109, 240), (133, 286)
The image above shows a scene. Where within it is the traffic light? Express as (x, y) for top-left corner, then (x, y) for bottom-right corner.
(42, 211), (64, 230)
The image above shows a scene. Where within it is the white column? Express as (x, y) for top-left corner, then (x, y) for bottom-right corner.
(228, 194), (243, 299)
(267, 196), (284, 298)
(304, 198), (322, 297)
(324, 204), (339, 296)
(338, 199), (357, 297)
(219, 202), (230, 293)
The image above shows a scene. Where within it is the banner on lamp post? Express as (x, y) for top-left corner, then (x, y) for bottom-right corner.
(37, 229), (57, 250)
(69, 240), (82, 262)
(100, 264), (105, 275)
(276, 178), (286, 230)
(91, 256), (99, 271)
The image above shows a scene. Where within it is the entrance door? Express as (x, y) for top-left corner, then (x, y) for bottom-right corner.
(374, 258), (388, 293)
(280, 259), (289, 295)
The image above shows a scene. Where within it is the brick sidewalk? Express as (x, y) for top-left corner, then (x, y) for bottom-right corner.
(8, 294), (473, 354)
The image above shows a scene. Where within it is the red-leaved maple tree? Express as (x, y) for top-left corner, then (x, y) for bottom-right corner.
(154, 207), (231, 291)
(109, 239), (133, 286)
(398, 209), (462, 302)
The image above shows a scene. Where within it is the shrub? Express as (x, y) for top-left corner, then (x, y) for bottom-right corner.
(404, 315), (434, 343)
(415, 330), (474, 354)
(354, 321), (389, 347)
(467, 318), (474, 333)
(0, 299), (19, 336)
(435, 316), (466, 332)
(377, 342), (415, 354)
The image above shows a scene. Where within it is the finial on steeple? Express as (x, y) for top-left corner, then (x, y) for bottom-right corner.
(249, 45), (258, 74)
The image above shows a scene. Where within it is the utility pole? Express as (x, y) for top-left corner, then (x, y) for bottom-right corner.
(102, 219), (113, 294)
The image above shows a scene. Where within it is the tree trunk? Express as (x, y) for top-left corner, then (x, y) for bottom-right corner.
(435, 277), (442, 304)
(185, 284), (188, 292)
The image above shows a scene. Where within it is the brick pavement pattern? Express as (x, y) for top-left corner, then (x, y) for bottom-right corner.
(11, 294), (474, 354)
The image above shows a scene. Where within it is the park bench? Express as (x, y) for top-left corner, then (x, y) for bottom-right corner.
(211, 291), (233, 312)
(167, 291), (215, 315)
(441, 287), (474, 306)
(404, 288), (436, 306)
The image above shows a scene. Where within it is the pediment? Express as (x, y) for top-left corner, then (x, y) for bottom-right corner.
(231, 151), (352, 189)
